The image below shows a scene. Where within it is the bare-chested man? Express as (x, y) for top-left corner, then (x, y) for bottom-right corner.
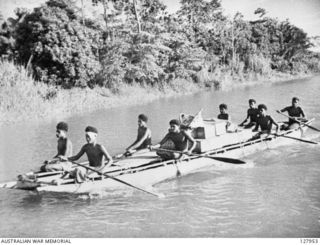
(68, 126), (113, 183)
(239, 99), (259, 128)
(153, 119), (196, 160)
(253, 104), (279, 136)
(125, 114), (152, 156)
(40, 122), (73, 172)
(277, 97), (306, 130)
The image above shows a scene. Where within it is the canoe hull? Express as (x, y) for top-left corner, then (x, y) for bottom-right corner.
(0, 121), (312, 195)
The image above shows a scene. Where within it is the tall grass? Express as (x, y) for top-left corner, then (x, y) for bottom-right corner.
(0, 61), (52, 121)
(0, 60), (312, 124)
(0, 61), (199, 123)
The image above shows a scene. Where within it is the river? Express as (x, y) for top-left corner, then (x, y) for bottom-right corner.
(0, 76), (319, 237)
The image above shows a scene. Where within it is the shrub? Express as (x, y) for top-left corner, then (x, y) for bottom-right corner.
(15, 0), (102, 88)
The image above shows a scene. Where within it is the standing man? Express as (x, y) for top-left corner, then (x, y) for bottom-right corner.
(277, 97), (306, 130)
(239, 99), (259, 128)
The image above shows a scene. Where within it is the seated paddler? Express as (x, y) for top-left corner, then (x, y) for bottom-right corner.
(239, 99), (259, 129)
(151, 119), (196, 160)
(253, 104), (279, 138)
(125, 114), (152, 156)
(40, 122), (73, 172)
(277, 97), (306, 130)
(67, 126), (113, 183)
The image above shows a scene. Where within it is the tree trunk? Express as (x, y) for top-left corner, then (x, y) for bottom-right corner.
(81, 0), (85, 25)
(102, 0), (108, 28)
(133, 0), (141, 34)
(101, 0), (109, 43)
(26, 53), (34, 73)
(231, 20), (235, 75)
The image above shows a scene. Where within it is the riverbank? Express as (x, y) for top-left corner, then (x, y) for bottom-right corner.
(0, 60), (313, 125)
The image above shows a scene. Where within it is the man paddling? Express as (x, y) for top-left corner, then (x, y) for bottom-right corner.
(253, 104), (279, 136)
(277, 97), (306, 130)
(40, 122), (73, 172)
(67, 126), (113, 183)
(239, 99), (259, 128)
(125, 114), (152, 156)
(152, 119), (196, 160)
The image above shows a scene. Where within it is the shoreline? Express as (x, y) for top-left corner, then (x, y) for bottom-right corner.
(0, 63), (314, 125)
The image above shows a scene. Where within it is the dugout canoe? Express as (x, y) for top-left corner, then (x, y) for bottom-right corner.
(0, 119), (316, 195)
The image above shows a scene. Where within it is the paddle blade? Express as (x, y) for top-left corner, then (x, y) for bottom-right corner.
(210, 156), (246, 164)
(278, 134), (318, 145)
(306, 124), (320, 132)
(176, 170), (182, 177)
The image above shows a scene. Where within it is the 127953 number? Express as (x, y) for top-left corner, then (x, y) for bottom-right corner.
(300, 239), (318, 244)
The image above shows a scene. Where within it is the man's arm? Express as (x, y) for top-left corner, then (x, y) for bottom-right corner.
(183, 131), (196, 153)
(54, 139), (73, 160)
(159, 133), (170, 146)
(99, 145), (113, 169)
(127, 128), (151, 151)
(239, 110), (250, 126)
(252, 121), (260, 132)
(239, 115), (249, 126)
(66, 140), (73, 157)
(126, 130), (139, 151)
(278, 106), (289, 113)
(300, 107), (306, 118)
(149, 133), (169, 150)
(270, 116), (279, 132)
(59, 140), (73, 160)
(68, 145), (86, 162)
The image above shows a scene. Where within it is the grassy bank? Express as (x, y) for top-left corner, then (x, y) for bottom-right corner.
(0, 61), (312, 124)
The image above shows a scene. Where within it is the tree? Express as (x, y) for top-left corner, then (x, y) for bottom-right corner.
(278, 20), (312, 61)
(178, 0), (223, 43)
(15, 0), (103, 87)
(0, 8), (28, 59)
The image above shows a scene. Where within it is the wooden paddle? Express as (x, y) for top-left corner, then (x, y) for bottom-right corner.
(114, 148), (151, 159)
(276, 111), (320, 132)
(69, 161), (164, 198)
(173, 161), (182, 177)
(274, 134), (318, 145)
(152, 148), (246, 164)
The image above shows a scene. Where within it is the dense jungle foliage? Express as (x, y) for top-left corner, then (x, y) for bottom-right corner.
(0, 0), (319, 89)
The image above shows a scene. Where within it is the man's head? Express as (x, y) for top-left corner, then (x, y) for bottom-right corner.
(219, 103), (228, 114)
(138, 114), (148, 127)
(249, 99), (256, 108)
(56, 122), (68, 138)
(85, 126), (98, 144)
(169, 119), (180, 133)
(292, 97), (299, 107)
(258, 104), (267, 116)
